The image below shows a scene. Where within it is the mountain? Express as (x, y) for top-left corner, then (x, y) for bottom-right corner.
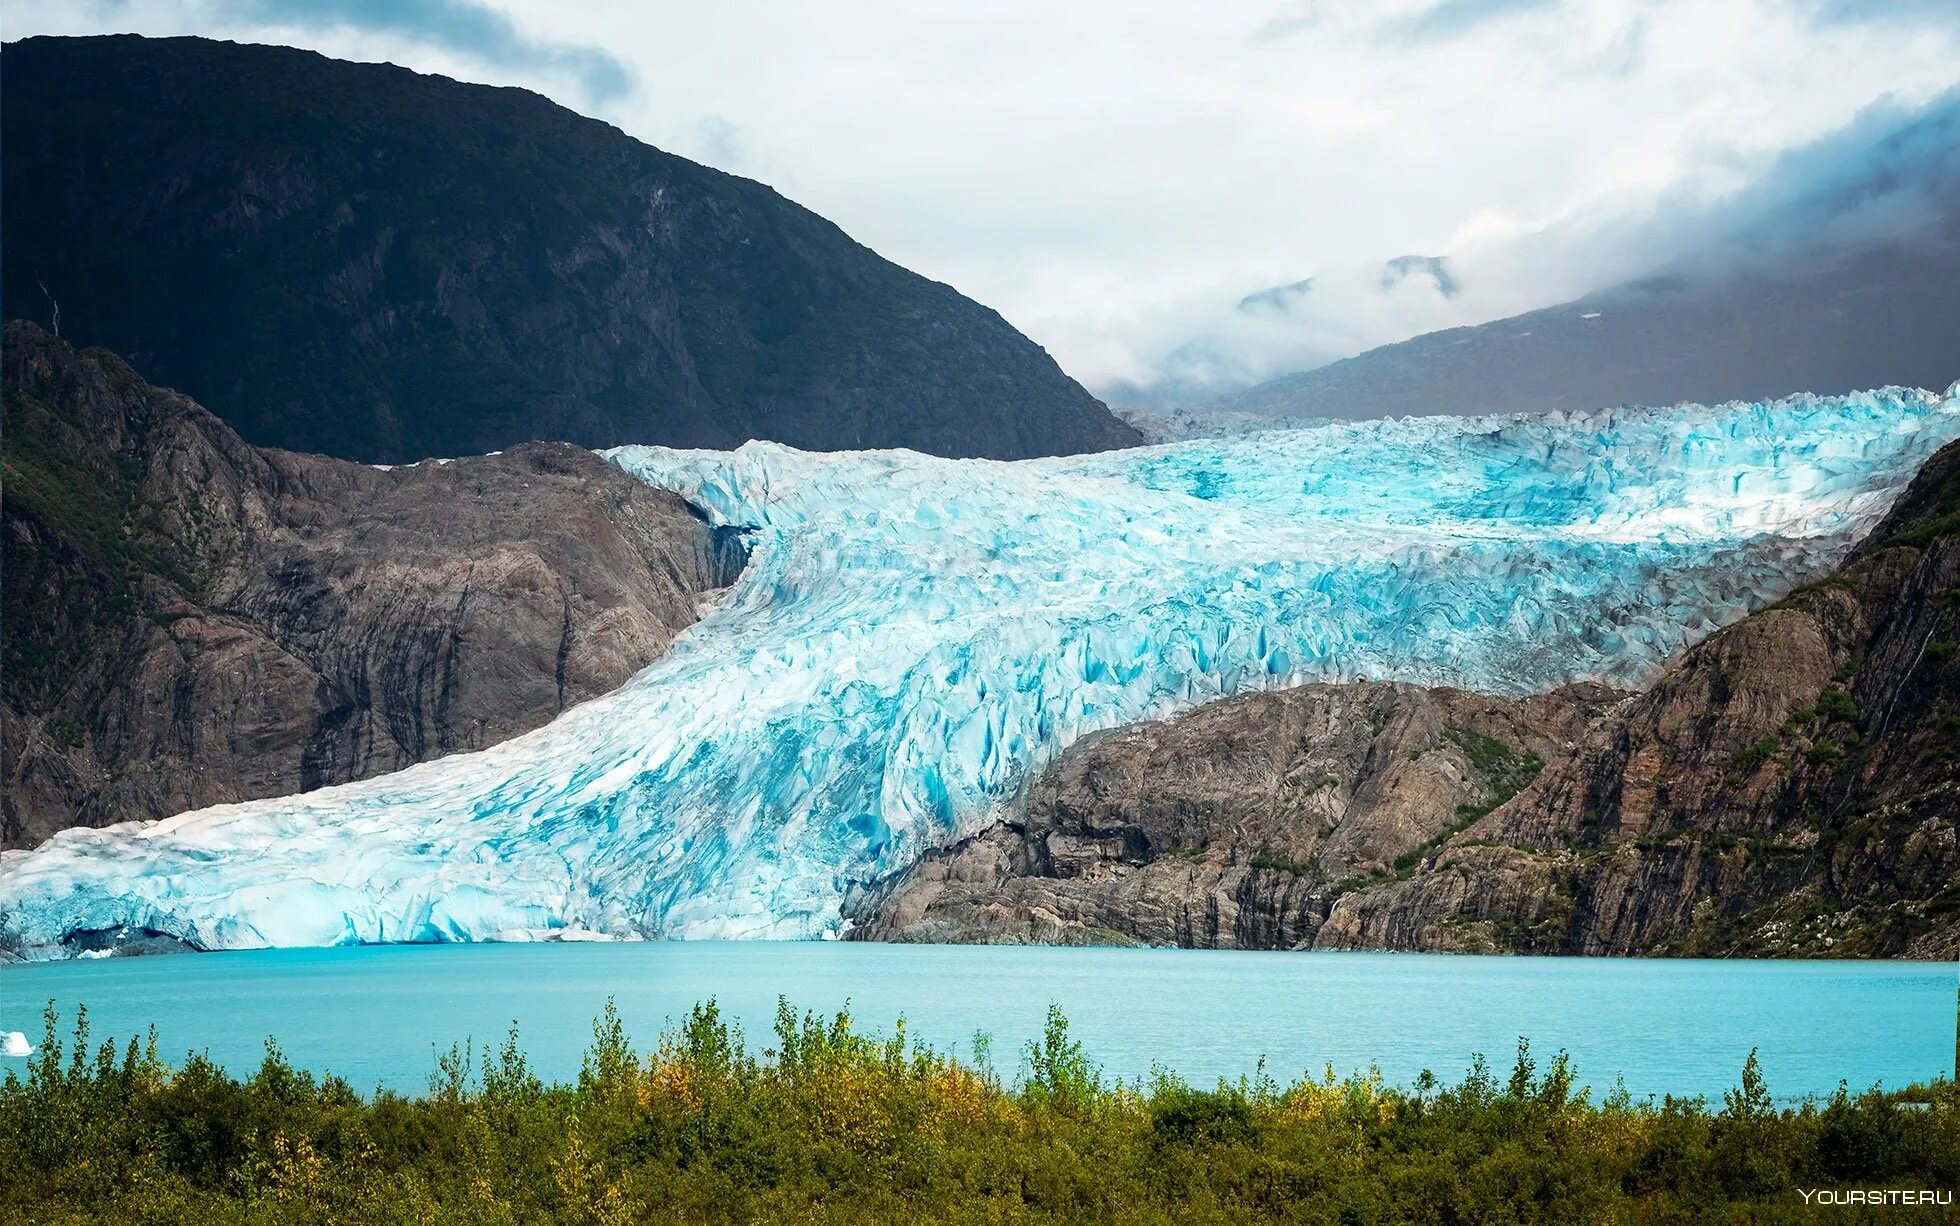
(1235, 277), (1320, 314)
(857, 437), (1960, 959)
(1216, 244), (1960, 420)
(1379, 255), (1458, 298)
(0, 35), (1139, 463)
(1234, 256), (1457, 317)
(1, 321), (744, 848)
(1107, 255), (1467, 420)
(1212, 98), (1960, 421)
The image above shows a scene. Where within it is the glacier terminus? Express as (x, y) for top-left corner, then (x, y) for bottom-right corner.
(2, 386), (1957, 956)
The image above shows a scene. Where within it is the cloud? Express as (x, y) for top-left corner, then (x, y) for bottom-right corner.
(5, 1), (1957, 399)
(1387, 0), (1557, 43)
(691, 116), (746, 171)
(1702, 88), (1960, 255)
(1110, 85), (1960, 408)
(1804, 0), (1960, 29)
(212, 0), (631, 102)
(1254, 0), (1555, 45)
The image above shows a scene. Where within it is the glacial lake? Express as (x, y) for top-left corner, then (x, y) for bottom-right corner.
(2, 943), (1953, 1101)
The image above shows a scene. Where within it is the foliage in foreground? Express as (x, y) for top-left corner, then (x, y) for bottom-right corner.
(1, 1000), (1955, 1224)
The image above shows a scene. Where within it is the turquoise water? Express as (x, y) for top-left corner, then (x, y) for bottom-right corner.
(2, 944), (1952, 1101)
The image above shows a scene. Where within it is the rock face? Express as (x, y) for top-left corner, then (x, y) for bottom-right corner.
(2, 322), (745, 848)
(849, 682), (1622, 947)
(1, 35), (1138, 464)
(1321, 439), (1960, 960)
(859, 441), (1960, 959)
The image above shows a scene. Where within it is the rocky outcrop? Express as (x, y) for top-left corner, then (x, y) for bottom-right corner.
(858, 441), (1960, 958)
(2, 35), (1139, 464)
(2, 322), (744, 848)
(849, 681), (1622, 947)
(1320, 438), (1960, 960)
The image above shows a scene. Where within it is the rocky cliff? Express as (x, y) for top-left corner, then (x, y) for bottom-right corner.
(1319, 437), (1960, 960)
(1, 35), (1138, 464)
(849, 682), (1622, 947)
(857, 441), (1960, 958)
(2, 322), (744, 848)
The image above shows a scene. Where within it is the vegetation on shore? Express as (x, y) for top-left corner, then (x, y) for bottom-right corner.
(2, 1000), (1955, 1223)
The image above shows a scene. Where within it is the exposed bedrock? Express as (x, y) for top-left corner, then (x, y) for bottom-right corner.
(848, 681), (1622, 948)
(2, 322), (745, 848)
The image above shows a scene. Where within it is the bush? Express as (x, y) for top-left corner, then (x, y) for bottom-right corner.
(1, 998), (1954, 1223)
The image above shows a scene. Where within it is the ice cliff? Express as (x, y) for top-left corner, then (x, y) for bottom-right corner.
(3, 387), (1957, 955)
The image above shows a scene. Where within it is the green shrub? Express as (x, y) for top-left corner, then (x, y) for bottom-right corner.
(1, 997), (1954, 1223)
(1814, 685), (1860, 725)
(1735, 736), (1781, 771)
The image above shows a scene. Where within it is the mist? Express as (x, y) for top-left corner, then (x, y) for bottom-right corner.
(1102, 86), (1960, 410)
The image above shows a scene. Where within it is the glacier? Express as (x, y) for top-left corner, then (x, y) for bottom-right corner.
(2, 386), (1957, 956)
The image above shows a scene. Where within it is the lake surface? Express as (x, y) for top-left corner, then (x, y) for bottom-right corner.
(2, 943), (1952, 1101)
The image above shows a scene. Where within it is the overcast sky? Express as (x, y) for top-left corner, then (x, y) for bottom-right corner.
(11, 1), (1960, 396)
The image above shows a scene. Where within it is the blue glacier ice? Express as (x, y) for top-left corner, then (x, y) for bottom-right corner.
(2, 386), (1957, 956)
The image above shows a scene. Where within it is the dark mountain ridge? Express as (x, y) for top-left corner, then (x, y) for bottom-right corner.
(1, 35), (1139, 463)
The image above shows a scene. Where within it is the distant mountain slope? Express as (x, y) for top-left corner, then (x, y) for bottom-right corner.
(1, 35), (1138, 463)
(1218, 241), (1960, 420)
(2, 321), (744, 849)
(1216, 96), (1960, 421)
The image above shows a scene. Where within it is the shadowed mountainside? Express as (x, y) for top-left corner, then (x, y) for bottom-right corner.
(1, 35), (1138, 464)
(2, 322), (745, 848)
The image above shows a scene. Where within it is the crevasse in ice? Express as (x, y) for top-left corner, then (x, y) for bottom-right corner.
(2, 386), (1957, 955)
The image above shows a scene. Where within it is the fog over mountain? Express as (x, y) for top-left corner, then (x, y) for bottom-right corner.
(1112, 87), (1960, 417)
